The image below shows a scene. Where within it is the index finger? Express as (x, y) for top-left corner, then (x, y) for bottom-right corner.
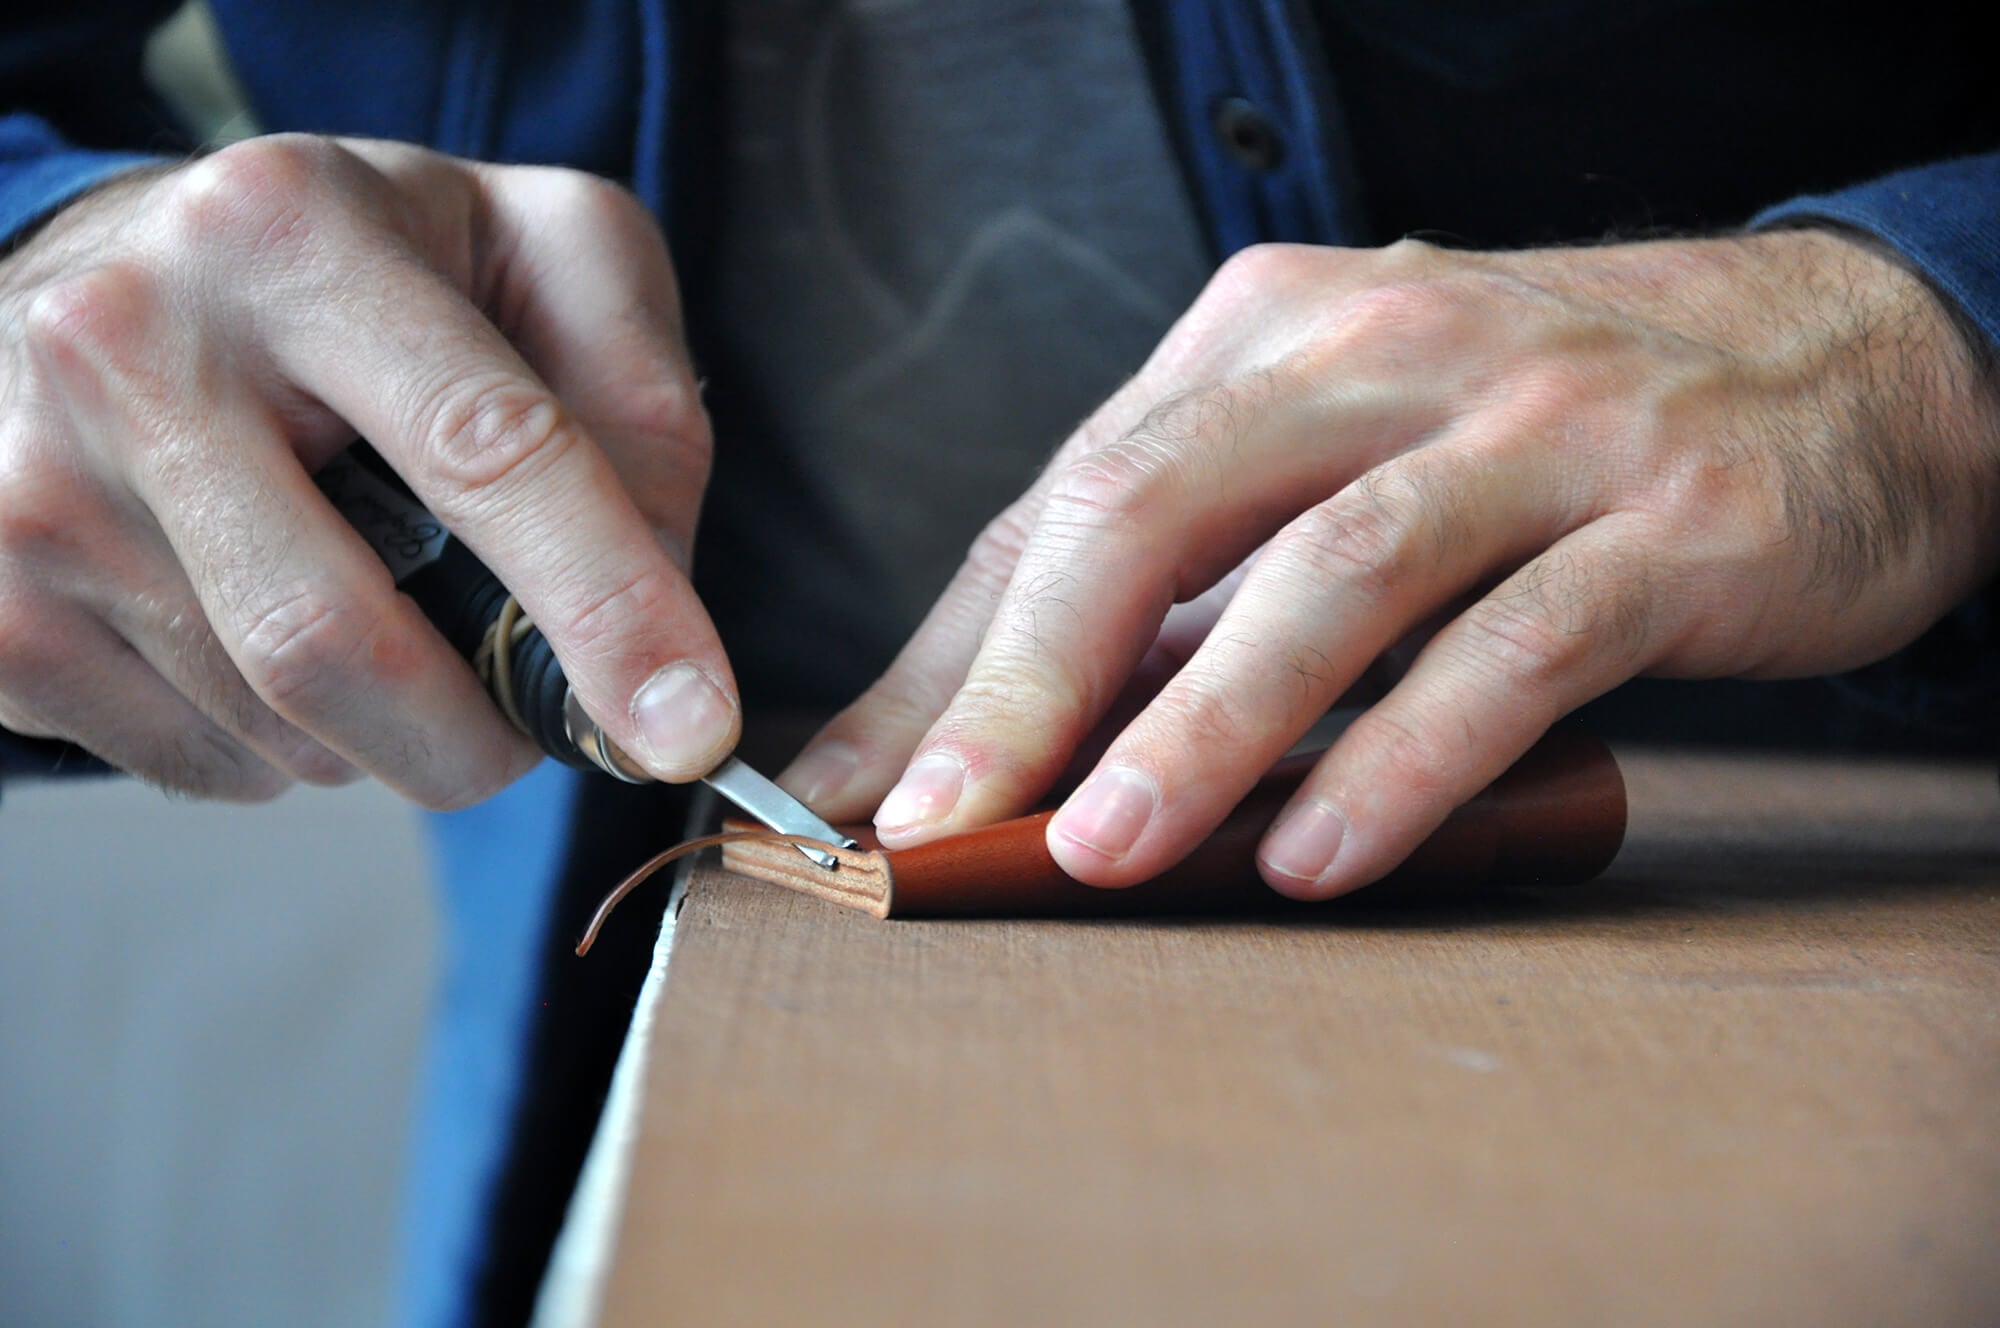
(776, 367), (1201, 819)
(269, 250), (737, 782)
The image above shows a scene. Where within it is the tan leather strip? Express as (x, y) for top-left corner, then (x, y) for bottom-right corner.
(576, 830), (874, 955)
(718, 837), (894, 918)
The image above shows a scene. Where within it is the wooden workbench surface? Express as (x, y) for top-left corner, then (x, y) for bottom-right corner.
(588, 751), (2000, 1326)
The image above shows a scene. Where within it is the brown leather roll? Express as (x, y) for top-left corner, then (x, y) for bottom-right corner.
(722, 727), (1625, 918)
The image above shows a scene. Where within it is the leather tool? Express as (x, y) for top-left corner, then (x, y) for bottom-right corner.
(320, 444), (854, 867)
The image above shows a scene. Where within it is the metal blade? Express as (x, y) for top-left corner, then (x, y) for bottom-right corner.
(702, 755), (857, 870)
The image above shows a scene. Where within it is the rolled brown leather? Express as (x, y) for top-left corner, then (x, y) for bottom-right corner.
(722, 727), (1625, 918)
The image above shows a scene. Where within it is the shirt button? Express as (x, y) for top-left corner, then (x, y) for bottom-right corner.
(1212, 97), (1285, 172)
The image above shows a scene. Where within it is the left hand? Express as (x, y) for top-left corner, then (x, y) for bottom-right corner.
(780, 231), (2000, 897)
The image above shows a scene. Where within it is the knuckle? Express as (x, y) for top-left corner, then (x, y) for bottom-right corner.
(1378, 235), (1440, 271)
(176, 621), (353, 781)
(1469, 596), (1584, 684)
(1349, 706), (1457, 806)
(1512, 360), (1601, 432)
(1639, 409), (1783, 540)
(964, 499), (1035, 586)
(1268, 479), (1424, 607)
(0, 452), (89, 567)
(1739, 470), (1793, 553)
(1206, 242), (1311, 304)
(929, 669), (1075, 763)
(1046, 383), (1254, 527)
(618, 376), (709, 457)
(1330, 279), (1457, 348)
(166, 135), (334, 260)
(412, 376), (577, 509)
(235, 586), (376, 713)
(1468, 553), (1646, 683)
(1663, 450), (1776, 540)
(928, 501), (1036, 631)
(1145, 668), (1266, 763)
(538, 166), (647, 229)
(0, 492), (69, 565)
(1047, 436), (1176, 524)
(960, 650), (1079, 725)
(22, 261), (163, 379)
(554, 563), (680, 668)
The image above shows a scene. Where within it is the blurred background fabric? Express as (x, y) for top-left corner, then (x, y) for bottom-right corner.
(0, 776), (436, 1327)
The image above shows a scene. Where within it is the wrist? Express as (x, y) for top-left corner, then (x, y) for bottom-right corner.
(1782, 224), (2000, 598)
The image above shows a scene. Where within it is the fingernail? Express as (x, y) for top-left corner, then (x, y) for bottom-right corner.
(780, 740), (861, 809)
(875, 753), (965, 835)
(631, 663), (737, 778)
(1052, 765), (1158, 861)
(1260, 798), (1347, 891)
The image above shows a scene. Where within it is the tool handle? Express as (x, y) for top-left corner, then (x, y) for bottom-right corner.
(317, 443), (598, 775)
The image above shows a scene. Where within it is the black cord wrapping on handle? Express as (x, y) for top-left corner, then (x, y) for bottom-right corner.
(327, 444), (601, 774)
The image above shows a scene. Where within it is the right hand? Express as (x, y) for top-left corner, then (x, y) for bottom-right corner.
(0, 134), (735, 805)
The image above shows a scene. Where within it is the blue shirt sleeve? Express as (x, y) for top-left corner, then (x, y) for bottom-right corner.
(1753, 151), (2000, 355)
(0, 112), (161, 249)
